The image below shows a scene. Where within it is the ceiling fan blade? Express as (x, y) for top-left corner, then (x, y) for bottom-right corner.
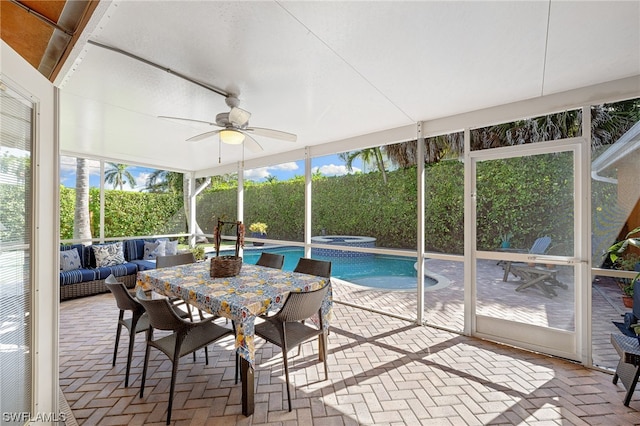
(241, 132), (263, 153)
(246, 127), (297, 142)
(186, 129), (222, 142)
(229, 107), (251, 127)
(158, 115), (217, 126)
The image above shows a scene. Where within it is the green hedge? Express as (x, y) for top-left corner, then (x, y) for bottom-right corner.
(60, 187), (185, 240)
(194, 155), (574, 253)
(59, 156), (577, 254)
(0, 184), (27, 242)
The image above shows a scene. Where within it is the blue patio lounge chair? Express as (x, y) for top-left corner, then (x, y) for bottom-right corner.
(502, 236), (552, 281)
(501, 236), (567, 298)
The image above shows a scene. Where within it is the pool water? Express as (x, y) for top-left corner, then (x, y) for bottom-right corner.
(242, 247), (435, 290)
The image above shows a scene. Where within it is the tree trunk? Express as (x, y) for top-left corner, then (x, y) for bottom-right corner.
(73, 158), (92, 241)
(374, 147), (388, 184)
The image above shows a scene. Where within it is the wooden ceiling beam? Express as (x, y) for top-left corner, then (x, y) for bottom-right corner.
(0, 0), (98, 81)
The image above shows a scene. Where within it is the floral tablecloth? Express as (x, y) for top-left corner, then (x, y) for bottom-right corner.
(136, 262), (332, 366)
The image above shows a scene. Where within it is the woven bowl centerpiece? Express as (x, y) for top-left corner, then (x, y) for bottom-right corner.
(210, 255), (242, 278)
(210, 219), (245, 278)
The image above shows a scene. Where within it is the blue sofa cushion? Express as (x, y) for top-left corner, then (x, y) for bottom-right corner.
(130, 259), (156, 271)
(59, 262), (138, 285)
(93, 262), (138, 280)
(60, 268), (97, 286)
(124, 239), (146, 261)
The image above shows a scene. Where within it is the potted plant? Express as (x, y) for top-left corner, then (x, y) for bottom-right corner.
(249, 222), (268, 246)
(499, 232), (513, 249)
(607, 226), (640, 308)
(189, 245), (206, 261)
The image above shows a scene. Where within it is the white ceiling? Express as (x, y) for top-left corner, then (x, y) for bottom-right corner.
(56, 0), (640, 173)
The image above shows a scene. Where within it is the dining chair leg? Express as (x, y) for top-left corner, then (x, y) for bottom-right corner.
(112, 321), (123, 367)
(124, 316), (140, 387)
(167, 353), (181, 425)
(282, 345), (292, 412)
(140, 331), (152, 398)
(235, 353), (240, 384)
(322, 332), (328, 381)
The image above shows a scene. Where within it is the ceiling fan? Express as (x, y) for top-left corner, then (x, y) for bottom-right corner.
(159, 96), (297, 153)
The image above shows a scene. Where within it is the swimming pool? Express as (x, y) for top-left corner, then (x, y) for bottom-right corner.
(242, 246), (435, 290)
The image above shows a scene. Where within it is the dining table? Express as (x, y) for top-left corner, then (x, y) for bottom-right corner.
(135, 260), (332, 416)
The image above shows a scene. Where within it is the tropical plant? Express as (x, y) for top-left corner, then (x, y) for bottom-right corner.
(607, 226), (640, 297)
(383, 100), (640, 168)
(145, 169), (183, 193)
(500, 231), (513, 247)
(104, 162), (135, 190)
(339, 147), (388, 183)
(249, 222), (268, 234)
(145, 170), (211, 242)
(190, 245), (205, 261)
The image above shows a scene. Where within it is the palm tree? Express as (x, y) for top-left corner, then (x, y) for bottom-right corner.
(339, 147), (388, 183)
(145, 169), (183, 193)
(384, 101), (640, 168)
(73, 157), (92, 240)
(145, 170), (211, 242)
(105, 163), (136, 190)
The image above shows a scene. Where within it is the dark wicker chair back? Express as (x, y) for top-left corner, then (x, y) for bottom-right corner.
(293, 258), (332, 278)
(256, 252), (285, 269)
(137, 293), (233, 425)
(106, 274), (142, 313)
(136, 293), (191, 331)
(255, 283), (330, 411)
(105, 274), (149, 387)
(156, 252), (195, 268)
(276, 283), (330, 323)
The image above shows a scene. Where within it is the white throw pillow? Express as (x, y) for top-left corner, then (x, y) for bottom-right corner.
(60, 248), (82, 271)
(93, 242), (126, 267)
(165, 240), (178, 256)
(143, 240), (166, 260)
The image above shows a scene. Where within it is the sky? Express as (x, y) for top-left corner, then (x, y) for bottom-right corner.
(59, 154), (365, 191)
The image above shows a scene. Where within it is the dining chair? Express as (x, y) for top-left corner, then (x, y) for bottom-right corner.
(137, 293), (233, 425)
(254, 283), (330, 411)
(105, 274), (149, 388)
(256, 252), (285, 269)
(234, 252), (285, 383)
(155, 252), (195, 268)
(292, 257), (332, 341)
(293, 257), (332, 278)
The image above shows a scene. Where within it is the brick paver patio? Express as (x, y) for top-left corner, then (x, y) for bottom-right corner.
(60, 263), (640, 425)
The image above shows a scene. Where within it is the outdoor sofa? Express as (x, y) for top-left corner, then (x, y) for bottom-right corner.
(59, 238), (179, 301)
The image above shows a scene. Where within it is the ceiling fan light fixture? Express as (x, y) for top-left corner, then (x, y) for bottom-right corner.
(220, 129), (245, 145)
